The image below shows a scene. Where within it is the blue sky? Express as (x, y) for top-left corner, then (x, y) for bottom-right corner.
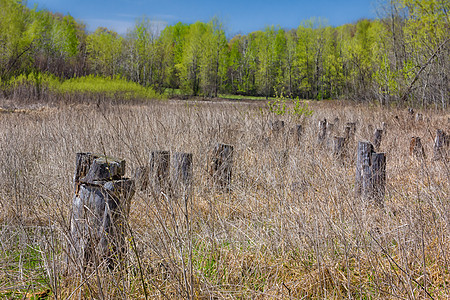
(27, 0), (377, 36)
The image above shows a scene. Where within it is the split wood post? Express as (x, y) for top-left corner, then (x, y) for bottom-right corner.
(270, 120), (285, 138)
(294, 124), (303, 146)
(210, 143), (234, 191)
(70, 153), (134, 270)
(171, 152), (193, 199)
(318, 119), (327, 144)
(333, 136), (346, 159)
(133, 165), (150, 191)
(415, 113), (423, 122)
(355, 141), (375, 200)
(149, 150), (170, 196)
(368, 124), (374, 137)
(346, 122), (357, 139)
(410, 137), (426, 160)
(326, 123), (335, 148)
(433, 129), (448, 161)
(373, 129), (383, 150)
(381, 122), (387, 134)
(371, 152), (386, 206)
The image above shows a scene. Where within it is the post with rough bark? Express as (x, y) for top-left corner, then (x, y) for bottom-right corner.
(346, 122), (356, 139)
(70, 153), (135, 270)
(333, 136), (346, 159)
(355, 142), (386, 206)
(373, 129), (383, 150)
(210, 143), (233, 191)
(149, 150), (170, 196)
(410, 137), (426, 160)
(295, 124), (302, 146)
(133, 165), (149, 191)
(371, 152), (386, 206)
(318, 119), (327, 144)
(355, 142), (374, 199)
(171, 152), (193, 199)
(433, 129), (448, 161)
(270, 120), (285, 140)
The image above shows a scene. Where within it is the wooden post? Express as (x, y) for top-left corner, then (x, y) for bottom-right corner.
(355, 141), (375, 199)
(171, 152), (193, 198)
(149, 150), (170, 196)
(133, 165), (150, 191)
(333, 136), (346, 159)
(295, 124), (303, 146)
(355, 142), (386, 206)
(433, 129), (448, 161)
(210, 143), (233, 190)
(371, 152), (386, 206)
(410, 137), (426, 160)
(318, 119), (327, 144)
(373, 129), (383, 150)
(70, 153), (134, 270)
(346, 122), (356, 139)
(415, 113), (423, 122)
(270, 120), (285, 132)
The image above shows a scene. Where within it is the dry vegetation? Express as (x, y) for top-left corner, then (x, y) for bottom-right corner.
(0, 99), (449, 299)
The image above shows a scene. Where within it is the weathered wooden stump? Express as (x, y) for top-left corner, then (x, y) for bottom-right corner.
(70, 153), (135, 270)
(373, 129), (383, 150)
(355, 141), (386, 206)
(149, 150), (171, 196)
(433, 129), (448, 161)
(294, 124), (303, 146)
(410, 136), (426, 160)
(210, 143), (234, 190)
(371, 152), (386, 206)
(270, 120), (285, 133)
(133, 165), (150, 191)
(270, 120), (287, 146)
(345, 122), (357, 139)
(333, 136), (346, 159)
(318, 119), (327, 144)
(355, 142), (375, 199)
(415, 113), (423, 122)
(171, 152), (193, 198)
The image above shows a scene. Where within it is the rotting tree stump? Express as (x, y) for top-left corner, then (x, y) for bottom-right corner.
(433, 129), (449, 161)
(355, 142), (386, 206)
(410, 136), (426, 160)
(318, 119), (327, 144)
(373, 129), (383, 150)
(70, 153), (135, 270)
(149, 150), (171, 196)
(294, 124), (303, 146)
(171, 152), (193, 199)
(333, 136), (346, 159)
(210, 143), (234, 191)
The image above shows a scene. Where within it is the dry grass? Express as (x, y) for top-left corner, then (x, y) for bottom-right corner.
(0, 99), (449, 299)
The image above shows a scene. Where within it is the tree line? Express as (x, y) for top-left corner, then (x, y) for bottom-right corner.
(0, 0), (448, 107)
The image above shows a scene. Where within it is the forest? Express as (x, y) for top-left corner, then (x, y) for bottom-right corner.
(0, 0), (449, 107)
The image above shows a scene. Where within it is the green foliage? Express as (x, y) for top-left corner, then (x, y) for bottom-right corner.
(0, 0), (448, 107)
(6, 73), (163, 100)
(57, 75), (163, 99)
(267, 91), (314, 117)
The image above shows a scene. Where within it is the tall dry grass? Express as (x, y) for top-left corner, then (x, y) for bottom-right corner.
(0, 99), (449, 299)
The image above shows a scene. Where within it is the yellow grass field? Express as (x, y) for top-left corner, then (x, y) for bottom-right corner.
(0, 99), (449, 299)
